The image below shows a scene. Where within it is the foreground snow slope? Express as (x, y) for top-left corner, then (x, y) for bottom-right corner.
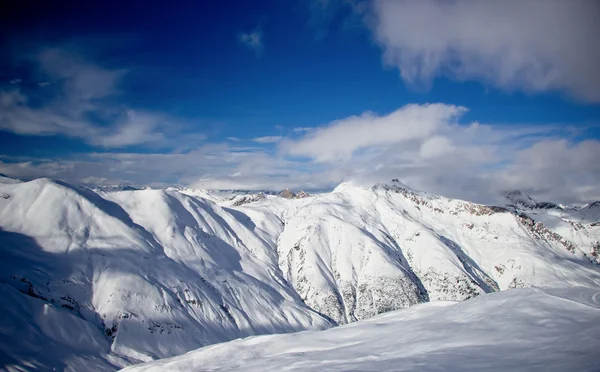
(121, 287), (600, 372)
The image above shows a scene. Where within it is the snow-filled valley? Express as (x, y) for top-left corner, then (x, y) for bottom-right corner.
(1, 175), (599, 371)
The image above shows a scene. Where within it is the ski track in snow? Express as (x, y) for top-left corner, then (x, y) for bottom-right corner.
(0, 177), (599, 371)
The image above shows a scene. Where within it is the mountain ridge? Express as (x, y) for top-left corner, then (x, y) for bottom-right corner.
(1, 177), (599, 370)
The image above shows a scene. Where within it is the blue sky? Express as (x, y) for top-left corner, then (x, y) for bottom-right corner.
(1, 0), (599, 203)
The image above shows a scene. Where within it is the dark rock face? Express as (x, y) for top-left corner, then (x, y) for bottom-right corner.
(503, 190), (562, 210)
(278, 189), (296, 198)
(278, 190), (311, 199)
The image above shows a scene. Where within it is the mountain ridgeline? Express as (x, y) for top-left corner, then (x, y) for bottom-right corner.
(0, 176), (599, 370)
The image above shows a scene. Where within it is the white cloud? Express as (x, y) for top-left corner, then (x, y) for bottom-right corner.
(36, 47), (125, 101)
(239, 28), (263, 54)
(1, 62), (597, 205)
(281, 103), (466, 161)
(0, 46), (198, 148)
(368, 0), (600, 102)
(274, 103), (599, 204)
(292, 127), (314, 133)
(419, 135), (454, 159)
(0, 89), (95, 136)
(253, 136), (283, 143)
(5, 102), (596, 204)
(95, 110), (166, 148)
(497, 139), (600, 202)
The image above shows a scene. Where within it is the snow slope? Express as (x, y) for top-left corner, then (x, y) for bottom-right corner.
(502, 191), (600, 260)
(1, 177), (599, 370)
(233, 181), (600, 323)
(0, 282), (119, 371)
(121, 287), (600, 372)
(0, 178), (330, 370)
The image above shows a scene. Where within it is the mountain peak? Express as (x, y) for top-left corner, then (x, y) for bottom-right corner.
(503, 190), (537, 208)
(277, 189), (311, 199)
(583, 201), (600, 210)
(502, 190), (561, 210)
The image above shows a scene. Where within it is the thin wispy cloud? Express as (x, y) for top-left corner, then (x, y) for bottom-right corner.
(292, 127), (314, 133)
(253, 136), (282, 144)
(0, 45), (202, 149)
(239, 28), (264, 54)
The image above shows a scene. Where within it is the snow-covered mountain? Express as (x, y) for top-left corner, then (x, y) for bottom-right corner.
(234, 180), (600, 324)
(120, 287), (600, 372)
(1, 177), (599, 370)
(89, 185), (145, 192)
(0, 178), (330, 370)
(500, 189), (600, 260)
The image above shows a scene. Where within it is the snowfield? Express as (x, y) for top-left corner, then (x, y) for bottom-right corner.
(120, 287), (600, 372)
(1, 176), (599, 370)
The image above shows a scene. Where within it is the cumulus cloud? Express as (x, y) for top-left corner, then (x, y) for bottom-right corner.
(368, 0), (600, 102)
(239, 28), (263, 54)
(274, 103), (600, 203)
(272, 103), (598, 204)
(281, 104), (466, 161)
(497, 139), (600, 202)
(418, 135), (455, 160)
(0, 46), (198, 148)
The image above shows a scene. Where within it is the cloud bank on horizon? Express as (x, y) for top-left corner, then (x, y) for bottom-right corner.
(0, 0), (599, 205)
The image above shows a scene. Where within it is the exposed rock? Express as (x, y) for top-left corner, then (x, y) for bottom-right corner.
(278, 189), (296, 198)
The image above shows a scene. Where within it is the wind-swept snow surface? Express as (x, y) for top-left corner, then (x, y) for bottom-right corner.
(121, 287), (600, 372)
(1, 177), (599, 370)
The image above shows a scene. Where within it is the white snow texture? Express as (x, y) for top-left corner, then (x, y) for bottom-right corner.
(0, 176), (599, 371)
(121, 287), (600, 372)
